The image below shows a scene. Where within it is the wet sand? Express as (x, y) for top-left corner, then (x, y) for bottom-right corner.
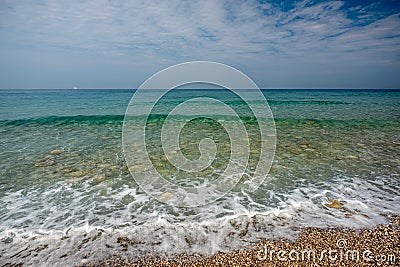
(84, 215), (399, 267)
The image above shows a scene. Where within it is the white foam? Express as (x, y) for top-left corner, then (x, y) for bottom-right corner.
(0, 173), (399, 266)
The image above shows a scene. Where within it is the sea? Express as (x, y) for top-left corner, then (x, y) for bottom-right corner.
(0, 89), (399, 266)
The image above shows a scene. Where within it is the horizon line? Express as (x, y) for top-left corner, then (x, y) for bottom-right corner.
(1, 87), (400, 90)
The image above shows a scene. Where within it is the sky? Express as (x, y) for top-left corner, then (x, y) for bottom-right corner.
(0, 0), (399, 89)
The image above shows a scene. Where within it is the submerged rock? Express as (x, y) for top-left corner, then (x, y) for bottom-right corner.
(50, 149), (64, 155)
(128, 164), (147, 173)
(98, 163), (112, 169)
(35, 158), (55, 167)
(159, 192), (173, 202)
(345, 211), (356, 218)
(59, 167), (73, 174)
(93, 174), (106, 183)
(67, 170), (87, 177)
(66, 171), (88, 183)
(35, 154), (56, 167)
(299, 142), (315, 149)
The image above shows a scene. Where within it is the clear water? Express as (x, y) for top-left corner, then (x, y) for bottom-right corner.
(0, 89), (399, 266)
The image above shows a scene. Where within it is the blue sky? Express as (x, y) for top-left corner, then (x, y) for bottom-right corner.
(0, 0), (399, 89)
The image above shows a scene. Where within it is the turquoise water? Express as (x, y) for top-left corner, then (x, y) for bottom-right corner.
(0, 89), (399, 265)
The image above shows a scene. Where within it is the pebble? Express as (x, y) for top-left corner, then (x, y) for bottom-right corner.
(67, 177), (84, 183)
(324, 199), (344, 210)
(129, 163), (147, 173)
(35, 150), (64, 167)
(299, 142), (316, 150)
(98, 163), (112, 168)
(159, 192), (173, 202)
(35, 159), (55, 167)
(67, 170), (86, 177)
(93, 174), (106, 183)
(50, 149), (64, 155)
(59, 167), (73, 174)
(345, 211), (356, 218)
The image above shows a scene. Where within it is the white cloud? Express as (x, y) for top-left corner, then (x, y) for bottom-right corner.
(0, 0), (399, 88)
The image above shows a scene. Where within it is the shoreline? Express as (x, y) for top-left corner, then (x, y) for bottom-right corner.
(83, 214), (400, 267)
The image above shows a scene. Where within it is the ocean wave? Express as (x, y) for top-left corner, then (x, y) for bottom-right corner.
(1, 114), (399, 127)
(0, 173), (398, 266)
(0, 115), (125, 126)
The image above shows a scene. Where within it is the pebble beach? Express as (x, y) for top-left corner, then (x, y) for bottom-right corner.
(86, 215), (400, 267)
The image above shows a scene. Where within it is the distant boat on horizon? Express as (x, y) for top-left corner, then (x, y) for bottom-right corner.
(73, 86), (78, 90)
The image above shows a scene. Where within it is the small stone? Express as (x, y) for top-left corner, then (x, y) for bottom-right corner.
(59, 168), (73, 174)
(329, 141), (342, 145)
(50, 149), (64, 155)
(345, 211), (356, 218)
(170, 149), (180, 154)
(117, 236), (130, 243)
(67, 176), (84, 183)
(128, 164), (146, 173)
(35, 159), (55, 167)
(299, 142), (311, 148)
(93, 174), (106, 183)
(67, 170), (86, 177)
(324, 199), (344, 210)
(159, 192), (173, 202)
(98, 163), (112, 168)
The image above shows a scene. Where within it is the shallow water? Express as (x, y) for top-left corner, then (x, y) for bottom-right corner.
(0, 89), (399, 266)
